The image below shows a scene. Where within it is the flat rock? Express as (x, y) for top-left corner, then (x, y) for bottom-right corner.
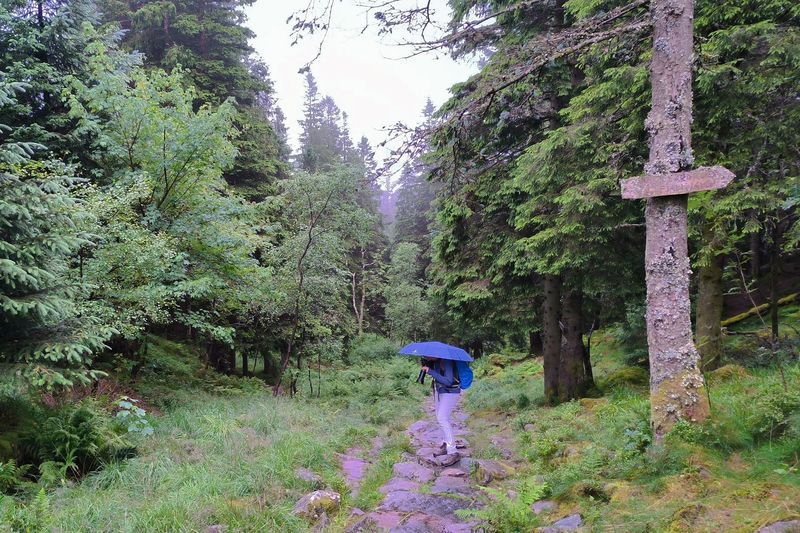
(393, 461), (435, 483)
(292, 490), (341, 521)
(431, 474), (473, 495)
(757, 521), (800, 533)
(539, 513), (583, 532)
(379, 478), (421, 494)
(454, 457), (475, 474)
(294, 467), (323, 487)
(531, 500), (557, 515)
(204, 526), (226, 533)
(435, 453), (461, 467)
(340, 455), (370, 495)
(408, 420), (431, 434)
(389, 512), (476, 533)
(347, 511), (405, 532)
(474, 459), (515, 485)
(440, 468), (467, 478)
(379, 490), (476, 520)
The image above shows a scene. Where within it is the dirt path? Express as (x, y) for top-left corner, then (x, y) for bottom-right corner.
(346, 396), (485, 532)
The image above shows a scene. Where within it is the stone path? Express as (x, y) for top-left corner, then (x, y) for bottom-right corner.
(346, 397), (485, 532)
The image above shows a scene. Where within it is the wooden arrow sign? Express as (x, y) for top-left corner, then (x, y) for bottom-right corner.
(621, 166), (734, 200)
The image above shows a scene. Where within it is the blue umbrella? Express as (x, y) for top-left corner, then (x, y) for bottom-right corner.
(399, 341), (474, 362)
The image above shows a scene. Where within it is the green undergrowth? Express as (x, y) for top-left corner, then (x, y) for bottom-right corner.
(463, 321), (800, 532)
(0, 335), (426, 532)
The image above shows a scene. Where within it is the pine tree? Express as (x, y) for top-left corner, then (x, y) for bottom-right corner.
(0, 78), (112, 389)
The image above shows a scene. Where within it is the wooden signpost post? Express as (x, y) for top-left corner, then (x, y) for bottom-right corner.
(621, 0), (734, 439)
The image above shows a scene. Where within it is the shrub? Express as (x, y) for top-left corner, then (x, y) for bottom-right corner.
(22, 401), (133, 480)
(747, 387), (800, 442)
(456, 486), (541, 532)
(0, 460), (30, 494)
(0, 488), (52, 533)
(348, 334), (399, 364)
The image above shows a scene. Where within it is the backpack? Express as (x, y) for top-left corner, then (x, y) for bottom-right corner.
(455, 360), (473, 390)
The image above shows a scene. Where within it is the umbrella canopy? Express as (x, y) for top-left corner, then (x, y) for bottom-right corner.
(399, 341), (474, 362)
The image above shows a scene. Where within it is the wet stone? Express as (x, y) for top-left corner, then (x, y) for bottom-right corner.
(378, 490), (475, 521)
(347, 511), (404, 532)
(757, 521), (800, 533)
(393, 461), (435, 483)
(340, 456), (370, 496)
(379, 478), (420, 494)
(539, 513), (583, 532)
(431, 474), (473, 495)
(531, 500), (557, 515)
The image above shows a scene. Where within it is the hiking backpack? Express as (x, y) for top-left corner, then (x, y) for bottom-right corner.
(455, 360), (473, 390)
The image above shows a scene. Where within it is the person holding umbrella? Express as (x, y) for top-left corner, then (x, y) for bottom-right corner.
(422, 357), (461, 456)
(400, 341), (474, 458)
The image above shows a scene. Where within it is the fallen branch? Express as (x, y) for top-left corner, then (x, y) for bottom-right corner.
(721, 293), (798, 328)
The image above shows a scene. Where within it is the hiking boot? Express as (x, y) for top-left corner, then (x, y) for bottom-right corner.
(437, 453), (460, 467)
(432, 443), (448, 457)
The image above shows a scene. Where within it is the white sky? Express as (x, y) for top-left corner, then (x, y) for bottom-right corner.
(245, 0), (477, 165)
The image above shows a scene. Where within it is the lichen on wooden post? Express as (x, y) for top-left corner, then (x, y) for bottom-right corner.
(640, 0), (711, 438)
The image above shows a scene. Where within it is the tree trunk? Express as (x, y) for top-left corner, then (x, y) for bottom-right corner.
(695, 252), (724, 371)
(584, 320), (595, 387)
(529, 331), (543, 356)
(242, 352), (249, 377)
(559, 288), (587, 401)
(470, 340), (484, 358)
(770, 227), (782, 341)
(542, 274), (562, 404)
(749, 226), (761, 281)
(644, 0), (710, 439)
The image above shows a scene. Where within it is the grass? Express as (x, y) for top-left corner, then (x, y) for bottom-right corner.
(461, 311), (800, 533)
(1, 337), (427, 532)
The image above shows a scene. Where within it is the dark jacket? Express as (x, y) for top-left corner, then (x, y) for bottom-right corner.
(427, 359), (461, 394)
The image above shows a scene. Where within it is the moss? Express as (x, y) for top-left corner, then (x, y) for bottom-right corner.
(707, 364), (749, 383)
(578, 398), (609, 411)
(601, 367), (649, 389)
(650, 368), (710, 437)
(667, 504), (706, 532)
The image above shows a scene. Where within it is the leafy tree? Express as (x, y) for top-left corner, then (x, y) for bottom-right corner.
(99, 0), (286, 196)
(385, 243), (430, 341)
(270, 166), (375, 393)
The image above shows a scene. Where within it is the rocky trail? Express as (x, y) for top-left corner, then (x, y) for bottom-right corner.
(344, 396), (486, 532)
(293, 396), (590, 532)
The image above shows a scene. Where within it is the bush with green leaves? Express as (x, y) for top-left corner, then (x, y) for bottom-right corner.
(747, 387), (800, 442)
(0, 460), (30, 494)
(456, 484), (543, 532)
(348, 334), (399, 364)
(0, 489), (52, 533)
(22, 402), (132, 482)
(112, 397), (153, 437)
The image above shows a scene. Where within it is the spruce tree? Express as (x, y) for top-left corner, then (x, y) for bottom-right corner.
(0, 79), (111, 389)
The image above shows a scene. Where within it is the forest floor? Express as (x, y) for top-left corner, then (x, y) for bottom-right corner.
(2, 307), (799, 532)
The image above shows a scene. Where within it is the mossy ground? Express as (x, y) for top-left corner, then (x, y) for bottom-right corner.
(463, 309), (800, 532)
(2, 309), (798, 532)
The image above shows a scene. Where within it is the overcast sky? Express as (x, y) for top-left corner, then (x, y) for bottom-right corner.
(245, 0), (476, 164)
